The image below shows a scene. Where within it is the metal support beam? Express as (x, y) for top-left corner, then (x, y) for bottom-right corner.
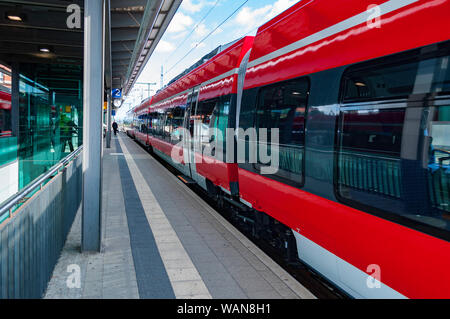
(106, 92), (112, 148)
(105, 0), (112, 149)
(82, 0), (104, 252)
(11, 62), (19, 138)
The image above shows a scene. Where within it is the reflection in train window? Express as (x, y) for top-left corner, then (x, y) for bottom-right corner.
(255, 77), (309, 186)
(170, 106), (186, 145)
(195, 98), (218, 151)
(338, 48), (450, 235)
(343, 53), (450, 102)
(209, 95), (230, 157)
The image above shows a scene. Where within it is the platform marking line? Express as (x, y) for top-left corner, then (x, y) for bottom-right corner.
(127, 138), (316, 299)
(118, 137), (212, 299)
(174, 176), (317, 300)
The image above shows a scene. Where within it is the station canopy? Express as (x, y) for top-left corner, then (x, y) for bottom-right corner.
(0, 0), (181, 101)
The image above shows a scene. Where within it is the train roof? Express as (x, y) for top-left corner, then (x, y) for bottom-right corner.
(132, 36), (254, 112)
(245, 0), (450, 89)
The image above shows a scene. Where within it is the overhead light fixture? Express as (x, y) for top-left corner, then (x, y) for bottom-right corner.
(355, 82), (366, 87)
(7, 14), (22, 21)
(5, 7), (26, 22)
(38, 45), (54, 54)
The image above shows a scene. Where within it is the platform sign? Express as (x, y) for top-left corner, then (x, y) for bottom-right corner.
(112, 88), (122, 99)
(112, 110), (116, 116)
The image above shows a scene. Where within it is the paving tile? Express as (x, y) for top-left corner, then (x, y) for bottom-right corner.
(171, 280), (210, 297)
(44, 135), (311, 300)
(206, 283), (248, 300)
(232, 273), (274, 293)
(166, 268), (202, 282)
(193, 260), (228, 276)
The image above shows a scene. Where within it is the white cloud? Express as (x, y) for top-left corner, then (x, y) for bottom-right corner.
(235, 5), (271, 30)
(170, 30), (188, 40)
(182, 0), (211, 13)
(269, 0), (298, 19)
(234, 0), (298, 34)
(155, 40), (176, 53)
(167, 12), (194, 33)
(194, 23), (208, 38)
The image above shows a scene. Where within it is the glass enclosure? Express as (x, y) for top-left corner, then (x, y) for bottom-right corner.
(0, 1), (84, 212)
(16, 64), (83, 189)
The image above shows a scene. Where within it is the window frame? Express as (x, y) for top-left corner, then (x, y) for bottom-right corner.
(334, 42), (450, 242)
(341, 41), (450, 104)
(0, 63), (13, 138)
(252, 76), (311, 189)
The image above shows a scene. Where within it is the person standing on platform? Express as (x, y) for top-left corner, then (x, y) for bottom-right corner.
(112, 121), (119, 136)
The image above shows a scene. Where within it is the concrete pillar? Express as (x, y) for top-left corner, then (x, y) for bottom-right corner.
(82, 0), (104, 252)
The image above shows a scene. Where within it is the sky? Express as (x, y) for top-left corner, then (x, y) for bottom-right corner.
(117, 0), (299, 119)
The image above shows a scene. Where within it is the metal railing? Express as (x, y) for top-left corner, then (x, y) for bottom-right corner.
(0, 146), (83, 298)
(0, 146), (83, 224)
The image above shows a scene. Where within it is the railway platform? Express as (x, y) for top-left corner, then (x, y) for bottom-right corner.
(43, 133), (315, 299)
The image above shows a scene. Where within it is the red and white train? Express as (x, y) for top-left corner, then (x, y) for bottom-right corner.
(129, 0), (450, 298)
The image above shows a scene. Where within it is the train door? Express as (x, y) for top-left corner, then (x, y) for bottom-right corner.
(182, 87), (199, 179)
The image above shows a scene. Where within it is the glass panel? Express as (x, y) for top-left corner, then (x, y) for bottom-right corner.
(195, 99), (217, 151)
(337, 105), (450, 231)
(148, 112), (159, 136)
(138, 114), (147, 133)
(339, 109), (405, 157)
(343, 55), (450, 102)
(207, 95), (230, 156)
(0, 1), (84, 215)
(255, 78), (309, 185)
(0, 64), (17, 176)
(337, 108), (404, 202)
(338, 48), (450, 234)
(170, 106), (186, 145)
(0, 64), (12, 138)
(427, 106), (450, 220)
(17, 65), (83, 189)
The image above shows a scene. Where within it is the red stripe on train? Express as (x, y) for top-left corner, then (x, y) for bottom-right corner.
(245, 0), (450, 90)
(238, 168), (450, 298)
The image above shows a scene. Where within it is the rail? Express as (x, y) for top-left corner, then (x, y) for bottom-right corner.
(0, 146), (83, 224)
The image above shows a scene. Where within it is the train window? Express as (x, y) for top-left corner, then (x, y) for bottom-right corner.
(254, 77), (309, 186)
(343, 49), (450, 102)
(139, 114), (147, 133)
(195, 98), (218, 151)
(0, 65), (12, 137)
(337, 46), (450, 237)
(164, 108), (174, 142)
(209, 95), (230, 158)
(170, 106), (186, 144)
(339, 109), (405, 157)
(155, 112), (165, 137)
(148, 112), (158, 136)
